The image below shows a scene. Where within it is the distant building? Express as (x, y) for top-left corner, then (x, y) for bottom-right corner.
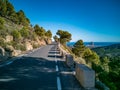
(87, 41), (95, 48)
(90, 41), (94, 47)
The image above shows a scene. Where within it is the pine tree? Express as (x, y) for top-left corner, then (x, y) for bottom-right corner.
(72, 40), (85, 56)
(45, 30), (52, 38)
(0, 0), (7, 16)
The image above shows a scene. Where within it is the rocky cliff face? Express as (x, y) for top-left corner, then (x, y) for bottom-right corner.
(0, 16), (52, 62)
(25, 41), (33, 51)
(45, 38), (52, 44)
(0, 38), (52, 61)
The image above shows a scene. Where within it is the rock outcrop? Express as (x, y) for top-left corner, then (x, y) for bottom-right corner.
(0, 47), (5, 56)
(0, 37), (52, 61)
(5, 35), (13, 42)
(12, 50), (21, 56)
(45, 38), (52, 44)
(25, 41), (33, 51)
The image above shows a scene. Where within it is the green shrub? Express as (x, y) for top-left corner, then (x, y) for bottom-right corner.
(0, 29), (8, 38)
(20, 27), (29, 38)
(8, 41), (26, 51)
(11, 30), (21, 41)
(14, 44), (26, 51)
(32, 44), (39, 49)
(0, 17), (5, 29)
(0, 37), (7, 48)
(17, 44), (26, 51)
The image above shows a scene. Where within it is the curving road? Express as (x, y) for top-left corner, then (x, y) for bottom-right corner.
(0, 44), (82, 90)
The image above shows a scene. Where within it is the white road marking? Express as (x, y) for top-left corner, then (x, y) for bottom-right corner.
(60, 71), (76, 75)
(54, 45), (62, 90)
(6, 61), (13, 65)
(57, 77), (62, 90)
(0, 61), (13, 67)
(0, 78), (17, 82)
(56, 65), (59, 71)
(55, 49), (57, 63)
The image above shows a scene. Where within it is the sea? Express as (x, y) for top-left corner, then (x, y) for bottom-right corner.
(67, 42), (120, 48)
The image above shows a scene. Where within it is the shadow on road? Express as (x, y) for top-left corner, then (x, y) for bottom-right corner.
(0, 56), (82, 90)
(0, 57), (57, 90)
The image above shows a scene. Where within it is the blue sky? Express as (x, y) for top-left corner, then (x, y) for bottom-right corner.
(9, 0), (120, 42)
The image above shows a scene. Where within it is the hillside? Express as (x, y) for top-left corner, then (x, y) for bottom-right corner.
(0, 0), (52, 62)
(91, 44), (120, 90)
(92, 44), (120, 57)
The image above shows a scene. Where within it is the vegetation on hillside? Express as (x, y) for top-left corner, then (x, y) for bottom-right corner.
(92, 44), (120, 90)
(0, 0), (30, 25)
(72, 40), (100, 66)
(0, 0), (52, 43)
(0, 0), (52, 60)
(53, 35), (59, 42)
(92, 44), (120, 57)
(72, 40), (120, 90)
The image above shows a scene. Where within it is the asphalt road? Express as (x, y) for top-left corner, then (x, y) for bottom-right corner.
(0, 44), (82, 90)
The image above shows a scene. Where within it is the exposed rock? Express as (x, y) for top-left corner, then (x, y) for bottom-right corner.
(0, 47), (5, 61)
(5, 35), (13, 42)
(5, 45), (14, 52)
(45, 38), (52, 44)
(33, 38), (40, 46)
(0, 47), (5, 56)
(12, 50), (21, 56)
(39, 39), (46, 45)
(25, 41), (33, 51)
(4, 45), (14, 58)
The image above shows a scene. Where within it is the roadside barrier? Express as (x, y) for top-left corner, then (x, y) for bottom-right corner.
(75, 64), (95, 88)
(65, 54), (96, 89)
(65, 54), (75, 68)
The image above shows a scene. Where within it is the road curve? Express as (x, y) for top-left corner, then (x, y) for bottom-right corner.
(0, 44), (82, 90)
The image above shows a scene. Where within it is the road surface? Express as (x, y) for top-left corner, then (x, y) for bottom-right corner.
(0, 44), (82, 90)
